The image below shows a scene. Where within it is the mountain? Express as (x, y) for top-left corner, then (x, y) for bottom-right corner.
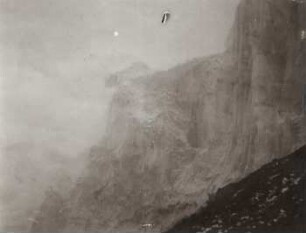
(164, 145), (306, 233)
(105, 62), (151, 88)
(0, 142), (83, 232)
(32, 0), (306, 232)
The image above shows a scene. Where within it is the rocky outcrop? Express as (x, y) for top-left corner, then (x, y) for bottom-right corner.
(105, 62), (151, 88)
(32, 0), (306, 232)
(164, 145), (306, 233)
(31, 189), (66, 233)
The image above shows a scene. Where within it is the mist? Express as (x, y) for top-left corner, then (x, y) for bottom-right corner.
(0, 0), (240, 231)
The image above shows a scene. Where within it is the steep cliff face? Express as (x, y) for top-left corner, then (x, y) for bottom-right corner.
(225, 0), (306, 177)
(165, 146), (306, 233)
(32, 0), (306, 232)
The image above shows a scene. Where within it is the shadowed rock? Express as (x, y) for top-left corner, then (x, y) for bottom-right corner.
(164, 146), (306, 233)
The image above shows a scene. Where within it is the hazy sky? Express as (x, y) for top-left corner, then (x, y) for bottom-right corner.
(0, 0), (240, 156)
(0, 1), (241, 229)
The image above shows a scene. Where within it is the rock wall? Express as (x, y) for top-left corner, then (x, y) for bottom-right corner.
(32, 0), (306, 232)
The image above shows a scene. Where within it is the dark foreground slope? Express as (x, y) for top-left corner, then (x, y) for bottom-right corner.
(165, 146), (306, 233)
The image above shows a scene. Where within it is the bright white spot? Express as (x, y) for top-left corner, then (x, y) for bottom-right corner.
(267, 196), (277, 202)
(113, 31), (119, 37)
(301, 30), (306, 40)
(292, 177), (301, 185)
(281, 187), (289, 193)
(141, 223), (153, 229)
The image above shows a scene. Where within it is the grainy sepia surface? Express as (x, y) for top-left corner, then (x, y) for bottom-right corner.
(0, 0), (305, 233)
